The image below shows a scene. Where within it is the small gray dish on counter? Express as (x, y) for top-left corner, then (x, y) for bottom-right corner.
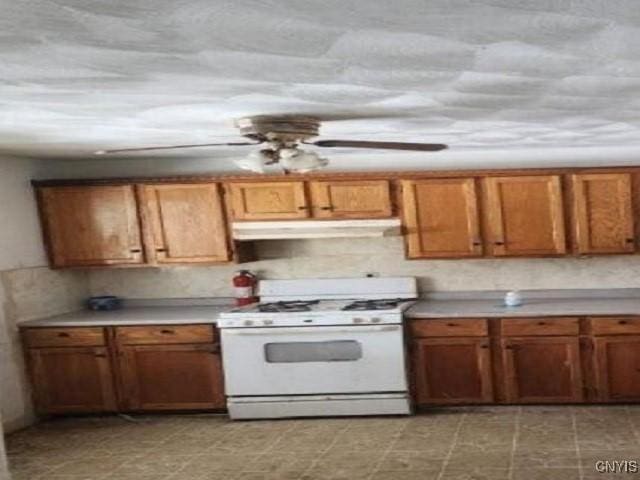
(87, 296), (123, 311)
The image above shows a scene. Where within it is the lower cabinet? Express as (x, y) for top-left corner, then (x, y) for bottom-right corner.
(118, 343), (226, 410)
(412, 337), (493, 404)
(23, 324), (226, 415)
(501, 336), (583, 403)
(593, 335), (640, 402)
(27, 346), (117, 414)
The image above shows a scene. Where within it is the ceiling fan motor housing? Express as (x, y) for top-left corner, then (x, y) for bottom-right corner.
(235, 115), (320, 143)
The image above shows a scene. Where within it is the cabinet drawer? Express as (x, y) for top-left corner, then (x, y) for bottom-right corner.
(23, 327), (106, 348)
(591, 317), (640, 335)
(115, 325), (215, 345)
(409, 319), (488, 337)
(501, 318), (579, 336)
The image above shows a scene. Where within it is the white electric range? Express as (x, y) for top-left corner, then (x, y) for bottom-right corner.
(218, 277), (417, 420)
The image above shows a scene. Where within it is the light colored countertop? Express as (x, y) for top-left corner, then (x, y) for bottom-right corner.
(20, 305), (233, 328)
(406, 296), (640, 319)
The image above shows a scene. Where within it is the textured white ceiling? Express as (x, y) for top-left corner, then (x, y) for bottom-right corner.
(2, 0), (640, 171)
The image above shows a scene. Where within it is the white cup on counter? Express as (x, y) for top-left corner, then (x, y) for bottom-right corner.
(504, 290), (523, 307)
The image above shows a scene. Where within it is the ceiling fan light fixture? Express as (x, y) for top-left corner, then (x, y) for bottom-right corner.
(279, 148), (329, 173)
(234, 149), (274, 173)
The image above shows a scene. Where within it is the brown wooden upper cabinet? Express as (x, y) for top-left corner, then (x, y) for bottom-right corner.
(402, 178), (482, 258)
(309, 180), (392, 219)
(228, 181), (309, 220)
(38, 185), (144, 267)
(484, 175), (566, 256)
(570, 173), (634, 254)
(139, 183), (230, 264)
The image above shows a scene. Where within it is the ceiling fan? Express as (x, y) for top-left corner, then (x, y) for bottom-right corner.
(95, 115), (448, 173)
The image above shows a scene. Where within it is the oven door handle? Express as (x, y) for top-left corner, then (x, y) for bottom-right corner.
(221, 325), (400, 335)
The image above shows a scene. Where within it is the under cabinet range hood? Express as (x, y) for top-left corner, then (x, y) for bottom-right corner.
(232, 218), (401, 241)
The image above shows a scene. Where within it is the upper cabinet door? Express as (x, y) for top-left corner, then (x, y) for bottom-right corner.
(402, 178), (482, 258)
(38, 186), (144, 267)
(140, 184), (230, 264)
(484, 176), (566, 256)
(309, 180), (392, 219)
(228, 182), (309, 220)
(571, 173), (634, 254)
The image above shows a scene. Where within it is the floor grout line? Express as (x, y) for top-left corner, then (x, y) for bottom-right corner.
(507, 406), (522, 480)
(435, 411), (467, 480)
(572, 407), (584, 480)
(293, 419), (354, 480)
(365, 418), (409, 480)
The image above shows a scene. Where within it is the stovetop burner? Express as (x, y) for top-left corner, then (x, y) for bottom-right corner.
(258, 300), (321, 313)
(342, 298), (412, 311)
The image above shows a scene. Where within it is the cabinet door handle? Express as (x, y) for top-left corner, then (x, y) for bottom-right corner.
(480, 344), (489, 349)
(156, 248), (167, 252)
(94, 353), (107, 358)
(446, 323), (458, 327)
(57, 332), (70, 338)
(160, 329), (175, 335)
(472, 240), (482, 246)
(626, 238), (635, 244)
(320, 206), (333, 211)
(494, 241), (505, 246)
(537, 321), (546, 326)
(130, 248), (142, 253)
(618, 320), (628, 325)
(297, 206), (308, 210)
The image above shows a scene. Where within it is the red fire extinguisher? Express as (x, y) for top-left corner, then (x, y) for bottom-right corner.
(232, 270), (258, 306)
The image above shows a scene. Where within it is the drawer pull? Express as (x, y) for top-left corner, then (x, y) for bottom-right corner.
(618, 320), (629, 325)
(94, 353), (107, 358)
(537, 321), (546, 326)
(57, 332), (70, 338)
(297, 206), (308, 210)
(320, 206), (333, 211)
(130, 248), (142, 253)
(160, 329), (175, 335)
(494, 241), (505, 246)
(626, 238), (635, 244)
(480, 344), (489, 349)
(446, 323), (458, 327)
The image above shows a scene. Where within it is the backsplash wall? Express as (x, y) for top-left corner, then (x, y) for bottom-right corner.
(88, 237), (640, 298)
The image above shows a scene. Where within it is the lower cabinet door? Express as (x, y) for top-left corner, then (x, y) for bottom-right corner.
(118, 343), (225, 410)
(594, 336), (640, 402)
(412, 337), (493, 405)
(502, 337), (583, 403)
(28, 347), (117, 414)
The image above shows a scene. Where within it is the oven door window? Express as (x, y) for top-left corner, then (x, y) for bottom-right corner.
(264, 340), (363, 363)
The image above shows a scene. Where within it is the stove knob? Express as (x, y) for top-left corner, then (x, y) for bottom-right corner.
(371, 317), (381, 323)
(244, 320), (254, 326)
(263, 320), (274, 326)
(353, 317), (365, 324)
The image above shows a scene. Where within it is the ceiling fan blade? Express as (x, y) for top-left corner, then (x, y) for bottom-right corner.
(95, 141), (261, 155)
(310, 140), (448, 151)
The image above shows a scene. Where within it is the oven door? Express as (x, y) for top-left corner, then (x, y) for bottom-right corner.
(221, 325), (408, 396)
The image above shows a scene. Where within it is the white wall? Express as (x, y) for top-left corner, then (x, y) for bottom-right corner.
(0, 157), (88, 436)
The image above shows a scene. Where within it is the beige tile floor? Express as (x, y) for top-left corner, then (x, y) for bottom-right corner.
(5, 406), (640, 480)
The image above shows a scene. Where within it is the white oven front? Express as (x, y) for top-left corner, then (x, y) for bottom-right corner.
(221, 324), (408, 397)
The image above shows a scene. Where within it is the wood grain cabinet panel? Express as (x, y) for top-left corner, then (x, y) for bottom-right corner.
(412, 337), (493, 405)
(402, 178), (482, 258)
(27, 346), (117, 414)
(140, 183), (230, 264)
(309, 180), (392, 218)
(117, 343), (225, 411)
(501, 336), (583, 403)
(115, 325), (215, 345)
(38, 185), (144, 267)
(24, 327), (106, 348)
(484, 176), (566, 256)
(571, 173), (635, 254)
(228, 182), (308, 220)
(594, 336), (640, 402)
